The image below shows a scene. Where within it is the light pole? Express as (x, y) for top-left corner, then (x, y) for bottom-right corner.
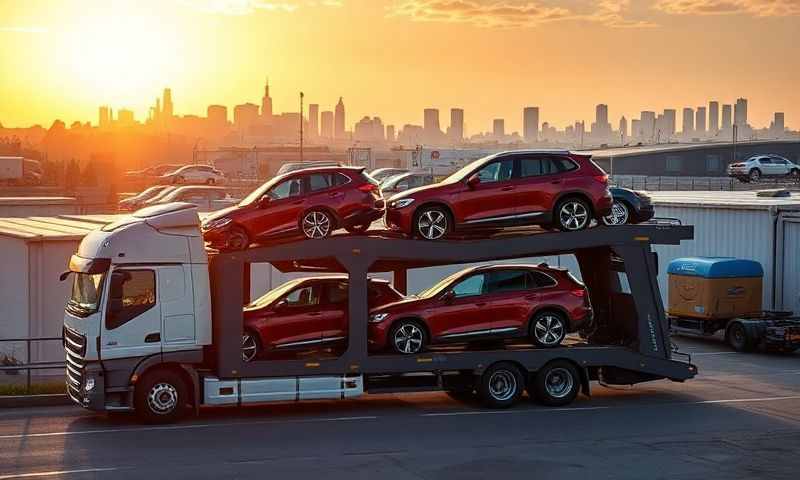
(299, 91), (304, 163)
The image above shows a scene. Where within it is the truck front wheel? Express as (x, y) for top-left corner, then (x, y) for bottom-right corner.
(135, 369), (189, 424)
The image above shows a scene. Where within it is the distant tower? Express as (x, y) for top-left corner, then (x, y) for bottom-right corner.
(162, 88), (173, 118)
(722, 104), (732, 130)
(619, 116), (628, 141)
(449, 108), (464, 142)
(207, 105), (228, 129)
(98, 106), (110, 128)
(334, 97), (345, 139)
(708, 101), (719, 133)
(734, 98), (748, 127)
(308, 103), (319, 138)
(386, 125), (396, 143)
(695, 106), (706, 134)
(261, 78), (273, 122)
(320, 110), (334, 139)
(663, 109), (677, 136)
(682, 108), (694, 135)
(493, 119), (505, 138)
(523, 107), (539, 143)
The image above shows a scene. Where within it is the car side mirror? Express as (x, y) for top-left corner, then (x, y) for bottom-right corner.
(258, 195), (271, 208)
(441, 290), (455, 303)
(274, 299), (288, 310)
(467, 174), (480, 189)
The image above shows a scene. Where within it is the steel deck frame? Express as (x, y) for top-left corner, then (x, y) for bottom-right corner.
(209, 225), (697, 382)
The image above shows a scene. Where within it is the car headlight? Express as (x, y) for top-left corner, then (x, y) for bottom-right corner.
(369, 313), (389, 323)
(202, 217), (232, 231)
(84, 377), (95, 392)
(390, 198), (415, 209)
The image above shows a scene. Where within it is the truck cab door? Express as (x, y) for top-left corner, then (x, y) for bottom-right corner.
(100, 268), (162, 360)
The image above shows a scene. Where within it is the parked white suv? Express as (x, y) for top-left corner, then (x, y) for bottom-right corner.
(727, 155), (800, 182)
(160, 165), (226, 185)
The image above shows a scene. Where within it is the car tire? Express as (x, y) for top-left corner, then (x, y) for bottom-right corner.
(602, 200), (630, 226)
(530, 360), (580, 407)
(726, 321), (755, 352)
(790, 169), (800, 182)
(242, 330), (260, 363)
(225, 225), (250, 251)
(749, 168), (761, 182)
(555, 197), (593, 231)
(345, 223), (370, 235)
(389, 319), (427, 354)
(301, 210), (334, 239)
(477, 362), (523, 409)
(414, 206), (451, 240)
(134, 369), (189, 424)
(530, 311), (567, 348)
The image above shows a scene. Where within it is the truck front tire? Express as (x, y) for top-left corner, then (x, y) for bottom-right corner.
(135, 369), (189, 424)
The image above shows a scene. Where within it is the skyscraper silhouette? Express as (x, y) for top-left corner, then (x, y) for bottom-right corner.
(308, 103), (319, 138)
(334, 97), (345, 139)
(261, 78), (273, 122)
(708, 101), (719, 133)
(523, 107), (539, 143)
(449, 108), (464, 142)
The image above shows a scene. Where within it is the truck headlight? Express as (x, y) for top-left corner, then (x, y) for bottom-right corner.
(390, 198), (415, 209)
(369, 313), (389, 323)
(84, 378), (95, 392)
(202, 217), (232, 231)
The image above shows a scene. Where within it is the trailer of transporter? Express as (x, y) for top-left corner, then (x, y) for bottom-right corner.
(61, 203), (697, 423)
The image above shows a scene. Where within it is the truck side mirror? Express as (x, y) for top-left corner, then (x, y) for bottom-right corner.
(466, 174), (480, 189)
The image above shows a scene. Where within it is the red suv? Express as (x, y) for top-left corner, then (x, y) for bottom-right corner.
(242, 276), (404, 361)
(369, 264), (592, 354)
(202, 167), (384, 250)
(384, 150), (612, 239)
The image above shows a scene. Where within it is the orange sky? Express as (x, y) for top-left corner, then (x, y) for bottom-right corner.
(1, 0), (798, 133)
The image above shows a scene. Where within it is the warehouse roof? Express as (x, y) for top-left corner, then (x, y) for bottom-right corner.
(583, 139), (800, 159)
(649, 190), (800, 210)
(0, 197), (77, 205)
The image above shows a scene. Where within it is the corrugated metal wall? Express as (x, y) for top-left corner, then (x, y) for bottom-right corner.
(778, 214), (800, 313)
(652, 205), (778, 309)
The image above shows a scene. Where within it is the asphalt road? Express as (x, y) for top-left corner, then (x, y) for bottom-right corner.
(1, 336), (798, 480)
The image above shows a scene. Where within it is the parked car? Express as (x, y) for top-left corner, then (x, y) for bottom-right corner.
(384, 150), (613, 239)
(276, 161), (343, 175)
(159, 164), (225, 185)
(242, 276), (404, 361)
(380, 172), (437, 194)
(124, 163), (184, 179)
(371, 168), (409, 183)
(146, 186), (238, 211)
(202, 166), (384, 250)
(369, 264), (593, 354)
(727, 155), (800, 182)
(602, 187), (655, 226)
(118, 185), (173, 211)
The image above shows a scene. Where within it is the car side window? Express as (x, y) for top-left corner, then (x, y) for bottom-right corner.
(309, 173), (332, 192)
(485, 270), (528, 293)
(773, 157), (787, 164)
(269, 177), (304, 200)
(333, 173), (350, 186)
(520, 156), (560, 177)
(450, 273), (485, 298)
(327, 282), (348, 304)
(476, 159), (514, 183)
(527, 271), (558, 288)
(396, 178), (409, 190)
(283, 285), (320, 307)
(759, 158), (772, 164)
(106, 270), (156, 330)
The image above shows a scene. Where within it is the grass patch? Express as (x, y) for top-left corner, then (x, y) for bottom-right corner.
(0, 382), (65, 396)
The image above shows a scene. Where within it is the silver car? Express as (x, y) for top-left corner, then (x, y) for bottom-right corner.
(727, 155), (800, 182)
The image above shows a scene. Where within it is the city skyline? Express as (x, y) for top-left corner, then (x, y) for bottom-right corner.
(1, 0), (799, 132)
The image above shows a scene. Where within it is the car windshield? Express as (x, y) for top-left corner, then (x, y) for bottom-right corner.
(136, 185), (168, 201)
(380, 173), (409, 189)
(416, 269), (468, 298)
(239, 175), (289, 206)
(68, 272), (105, 315)
(145, 186), (177, 204)
(442, 154), (497, 183)
(245, 280), (304, 310)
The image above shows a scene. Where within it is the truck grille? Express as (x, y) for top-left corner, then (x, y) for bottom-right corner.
(63, 326), (86, 402)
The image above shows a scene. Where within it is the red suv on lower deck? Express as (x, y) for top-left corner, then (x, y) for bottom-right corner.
(202, 166), (384, 250)
(384, 150), (613, 240)
(368, 264), (592, 353)
(242, 276), (403, 361)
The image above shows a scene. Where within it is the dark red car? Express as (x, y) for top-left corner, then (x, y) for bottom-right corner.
(242, 276), (404, 361)
(384, 150), (613, 239)
(202, 167), (384, 250)
(368, 264), (592, 354)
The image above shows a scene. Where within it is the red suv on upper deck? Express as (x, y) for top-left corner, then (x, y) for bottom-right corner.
(202, 166), (384, 250)
(384, 150), (612, 239)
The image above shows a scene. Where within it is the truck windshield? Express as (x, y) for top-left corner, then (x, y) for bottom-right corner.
(67, 273), (105, 316)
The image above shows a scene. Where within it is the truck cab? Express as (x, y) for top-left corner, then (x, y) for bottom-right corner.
(63, 203), (211, 411)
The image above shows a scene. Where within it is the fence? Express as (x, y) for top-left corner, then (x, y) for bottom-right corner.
(611, 175), (800, 192)
(0, 337), (64, 394)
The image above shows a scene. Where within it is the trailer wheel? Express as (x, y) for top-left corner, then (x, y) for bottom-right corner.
(477, 362), (523, 409)
(134, 369), (189, 424)
(530, 360), (580, 407)
(726, 322), (755, 352)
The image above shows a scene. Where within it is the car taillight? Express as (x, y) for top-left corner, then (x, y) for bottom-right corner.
(593, 174), (609, 184)
(358, 183), (378, 193)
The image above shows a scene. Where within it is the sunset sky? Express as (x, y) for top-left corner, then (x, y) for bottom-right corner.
(1, 0), (798, 134)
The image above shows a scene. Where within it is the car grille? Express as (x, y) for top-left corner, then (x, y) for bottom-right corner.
(63, 326), (86, 402)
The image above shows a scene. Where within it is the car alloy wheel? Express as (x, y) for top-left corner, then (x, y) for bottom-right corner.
(147, 382), (179, 416)
(392, 322), (424, 354)
(302, 210), (332, 239)
(602, 201), (629, 226)
(242, 332), (258, 362)
(749, 169), (761, 181)
(543, 367), (574, 399)
(558, 200), (589, 231)
(417, 209), (448, 240)
(532, 313), (566, 347)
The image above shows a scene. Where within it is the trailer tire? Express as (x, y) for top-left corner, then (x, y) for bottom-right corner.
(477, 362), (523, 409)
(134, 369), (189, 424)
(530, 360), (580, 407)
(726, 322), (755, 352)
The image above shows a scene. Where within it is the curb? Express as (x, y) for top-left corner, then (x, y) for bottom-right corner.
(0, 394), (72, 408)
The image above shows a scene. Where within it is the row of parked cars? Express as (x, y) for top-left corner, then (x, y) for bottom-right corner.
(124, 164), (227, 185)
(119, 185), (238, 211)
(241, 263), (593, 361)
(200, 150), (654, 250)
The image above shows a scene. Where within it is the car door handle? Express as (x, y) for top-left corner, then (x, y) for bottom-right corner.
(291, 200), (304, 205)
(550, 180), (562, 184)
(307, 312), (322, 317)
(329, 192), (344, 198)
(501, 186), (515, 191)
(144, 332), (161, 343)
(475, 302), (487, 307)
